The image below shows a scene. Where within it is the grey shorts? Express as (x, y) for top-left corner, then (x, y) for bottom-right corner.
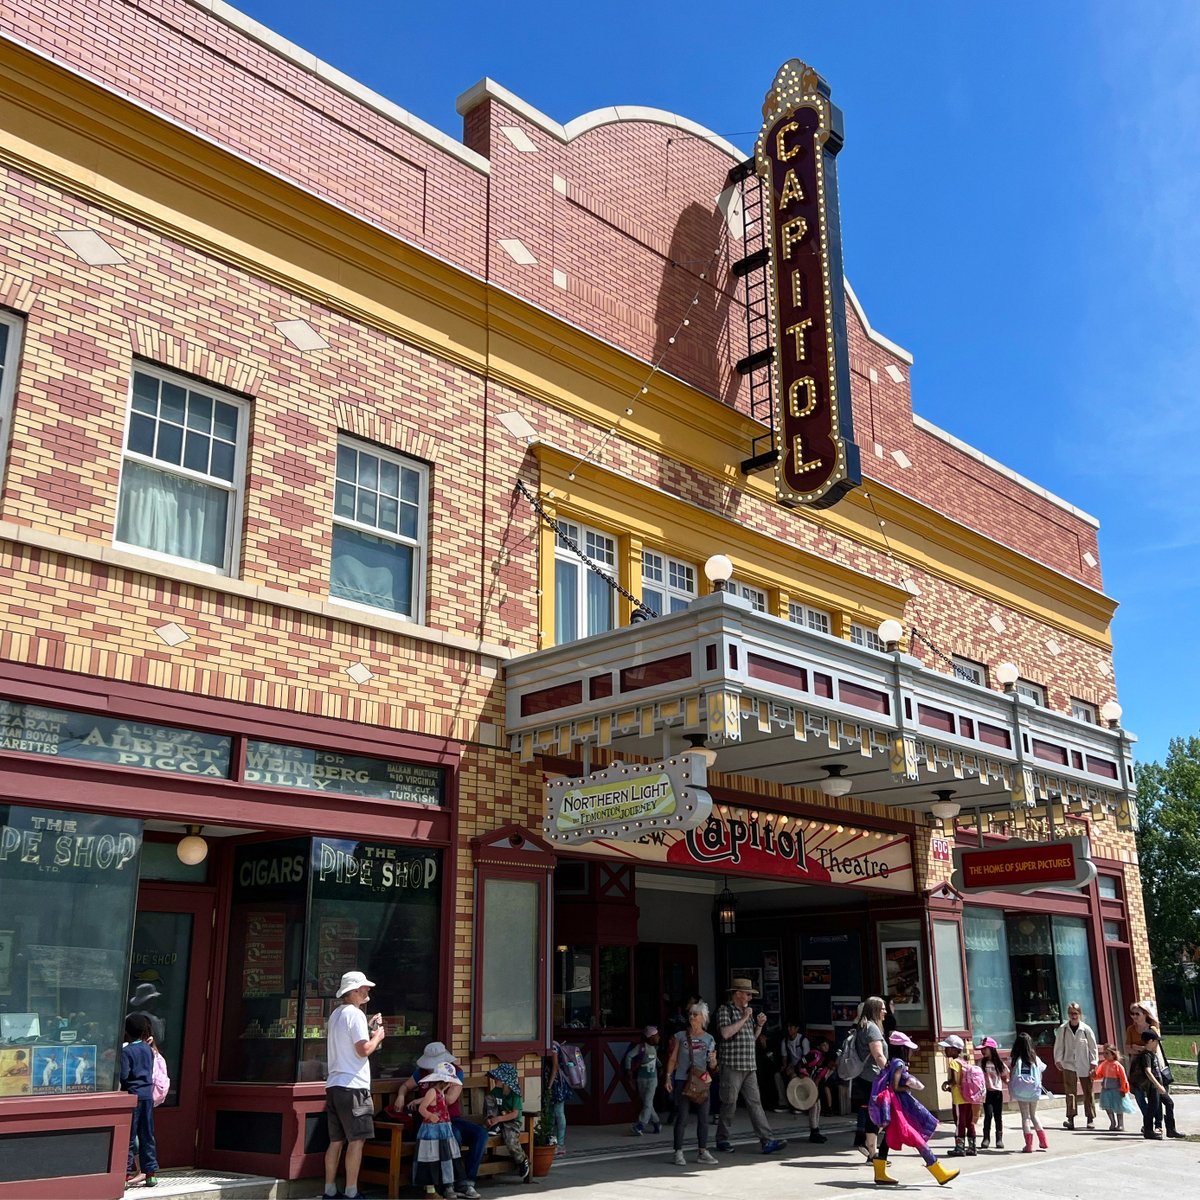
(326, 1086), (375, 1143)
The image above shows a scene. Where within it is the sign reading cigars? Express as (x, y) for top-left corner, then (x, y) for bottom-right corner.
(756, 60), (861, 509)
(951, 836), (1096, 895)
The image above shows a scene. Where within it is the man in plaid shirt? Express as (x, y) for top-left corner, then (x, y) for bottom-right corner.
(714, 977), (786, 1154)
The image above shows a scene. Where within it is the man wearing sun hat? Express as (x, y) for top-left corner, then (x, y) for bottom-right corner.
(323, 971), (385, 1200)
(714, 976), (785, 1154)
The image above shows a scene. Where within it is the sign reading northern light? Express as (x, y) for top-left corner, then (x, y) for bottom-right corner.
(756, 60), (860, 508)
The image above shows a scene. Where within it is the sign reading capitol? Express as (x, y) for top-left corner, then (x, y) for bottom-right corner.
(755, 60), (861, 509)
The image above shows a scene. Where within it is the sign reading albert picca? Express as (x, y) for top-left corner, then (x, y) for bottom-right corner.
(545, 756), (713, 844)
(756, 60), (860, 509)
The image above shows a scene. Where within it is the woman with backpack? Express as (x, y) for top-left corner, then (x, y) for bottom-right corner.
(542, 1041), (577, 1150)
(842, 996), (889, 1160)
(1008, 1033), (1048, 1153)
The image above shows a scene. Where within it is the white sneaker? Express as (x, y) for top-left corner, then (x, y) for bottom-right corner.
(697, 1149), (718, 1164)
(673, 1150), (686, 1166)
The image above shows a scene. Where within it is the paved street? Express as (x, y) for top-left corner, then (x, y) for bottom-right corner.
(532, 1094), (1200, 1198)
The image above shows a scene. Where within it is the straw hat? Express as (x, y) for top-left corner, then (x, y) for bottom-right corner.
(787, 1076), (818, 1111)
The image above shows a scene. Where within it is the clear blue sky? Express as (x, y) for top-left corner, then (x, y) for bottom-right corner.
(233, 0), (1199, 766)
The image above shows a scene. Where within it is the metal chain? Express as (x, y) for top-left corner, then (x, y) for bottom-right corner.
(515, 481), (658, 619)
(908, 626), (976, 682)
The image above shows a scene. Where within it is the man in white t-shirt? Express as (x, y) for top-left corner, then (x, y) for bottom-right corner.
(323, 971), (386, 1200)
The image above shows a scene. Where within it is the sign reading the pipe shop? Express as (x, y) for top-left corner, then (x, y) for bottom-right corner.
(756, 60), (861, 509)
(566, 805), (914, 893)
(545, 757), (713, 844)
(951, 836), (1096, 895)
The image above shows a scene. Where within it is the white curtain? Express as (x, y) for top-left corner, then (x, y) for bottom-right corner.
(117, 461), (227, 568)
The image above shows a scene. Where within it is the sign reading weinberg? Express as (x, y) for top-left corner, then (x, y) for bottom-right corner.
(544, 756), (713, 845)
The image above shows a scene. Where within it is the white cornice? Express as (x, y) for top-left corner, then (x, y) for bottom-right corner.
(456, 76), (748, 163)
(192, 1), (489, 173)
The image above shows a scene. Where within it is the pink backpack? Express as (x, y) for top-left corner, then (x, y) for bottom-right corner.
(151, 1050), (170, 1107)
(959, 1061), (986, 1105)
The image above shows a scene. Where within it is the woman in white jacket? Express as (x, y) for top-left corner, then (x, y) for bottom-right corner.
(1053, 1002), (1098, 1130)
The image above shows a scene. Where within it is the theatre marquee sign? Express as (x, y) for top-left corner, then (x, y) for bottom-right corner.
(951, 836), (1096, 895)
(756, 59), (860, 509)
(544, 757), (713, 844)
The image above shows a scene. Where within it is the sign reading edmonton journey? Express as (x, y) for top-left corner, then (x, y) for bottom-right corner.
(0, 700), (231, 777)
(244, 740), (443, 805)
(951, 836), (1096, 895)
(568, 805), (913, 893)
(756, 59), (860, 509)
(545, 757), (713, 844)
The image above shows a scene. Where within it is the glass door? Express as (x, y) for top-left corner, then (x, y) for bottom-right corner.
(128, 885), (215, 1167)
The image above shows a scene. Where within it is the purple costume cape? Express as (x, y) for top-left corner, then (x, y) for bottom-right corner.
(869, 1057), (939, 1147)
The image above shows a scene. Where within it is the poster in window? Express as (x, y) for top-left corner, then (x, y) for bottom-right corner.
(831, 997), (860, 1024)
(881, 941), (924, 1010)
(242, 911), (286, 995)
(0, 1048), (32, 1096)
(802, 960), (832, 989)
(63, 1045), (97, 1093)
(31, 1045), (64, 1094)
(763, 949), (780, 983)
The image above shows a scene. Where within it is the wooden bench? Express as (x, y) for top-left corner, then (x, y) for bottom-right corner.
(359, 1074), (536, 1196)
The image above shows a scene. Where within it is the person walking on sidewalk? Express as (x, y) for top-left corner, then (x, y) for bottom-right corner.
(1129, 1029), (1185, 1140)
(714, 977), (785, 1155)
(1054, 1002), (1098, 1130)
(1095, 1044), (1134, 1132)
(666, 1001), (719, 1166)
(978, 1037), (1008, 1149)
(1009, 1033), (1048, 1153)
(623, 1026), (662, 1135)
(850, 997), (890, 1161)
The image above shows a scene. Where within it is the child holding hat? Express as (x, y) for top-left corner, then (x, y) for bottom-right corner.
(413, 1061), (467, 1199)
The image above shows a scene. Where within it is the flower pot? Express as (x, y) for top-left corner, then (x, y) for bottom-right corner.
(531, 1143), (556, 1177)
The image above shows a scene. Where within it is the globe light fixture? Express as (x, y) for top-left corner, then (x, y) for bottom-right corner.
(995, 661), (1020, 690)
(877, 618), (904, 649)
(1100, 700), (1123, 728)
(703, 553), (734, 591)
(684, 733), (718, 768)
(929, 790), (961, 821)
(819, 763), (852, 798)
(176, 824), (209, 866)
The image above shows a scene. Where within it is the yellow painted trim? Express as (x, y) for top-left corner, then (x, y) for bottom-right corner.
(0, 39), (1116, 648)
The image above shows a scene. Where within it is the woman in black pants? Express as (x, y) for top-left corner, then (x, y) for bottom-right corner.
(666, 1002), (720, 1166)
(849, 996), (889, 1159)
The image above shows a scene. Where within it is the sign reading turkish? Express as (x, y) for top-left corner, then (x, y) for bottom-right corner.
(568, 806), (913, 893)
(951, 836), (1096, 895)
(545, 757), (713, 844)
(756, 60), (860, 509)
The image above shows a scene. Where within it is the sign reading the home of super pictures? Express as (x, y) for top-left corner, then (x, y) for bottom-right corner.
(756, 59), (861, 509)
(952, 836), (1096, 895)
(544, 757), (713, 844)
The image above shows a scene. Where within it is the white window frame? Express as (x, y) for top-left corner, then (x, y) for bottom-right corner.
(0, 310), (25, 490)
(554, 520), (617, 644)
(330, 435), (429, 623)
(850, 622), (885, 652)
(641, 550), (696, 616)
(1071, 698), (1097, 724)
(951, 655), (988, 687)
(114, 364), (248, 576)
(1016, 678), (1046, 706)
(788, 602), (832, 636)
(731, 580), (768, 612)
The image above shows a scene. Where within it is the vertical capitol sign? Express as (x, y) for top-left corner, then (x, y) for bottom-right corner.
(756, 60), (861, 508)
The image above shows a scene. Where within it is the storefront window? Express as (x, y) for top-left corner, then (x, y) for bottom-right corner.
(1051, 914), (1097, 1026)
(877, 919), (928, 1028)
(555, 946), (593, 1028)
(963, 909), (1016, 1049)
(1103, 919), (1123, 944)
(598, 946), (632, 1028)
(479, 878), (539, 1043)
(218, 837), (442, 1083)
(932, 920), (967, 1030)
(0, 806), (141, 1096)
(1007, 913), (1058, 1043)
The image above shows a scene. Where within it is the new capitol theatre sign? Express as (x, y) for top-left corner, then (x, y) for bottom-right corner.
(545, 756), (713, 844)
(951, 836), (1096, 895)
(756, 60), (861, 509)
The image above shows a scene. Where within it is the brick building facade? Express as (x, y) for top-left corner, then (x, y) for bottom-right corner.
(0, 2), (1145, 1195)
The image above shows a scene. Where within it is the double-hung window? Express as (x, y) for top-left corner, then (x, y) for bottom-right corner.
(1016, 679), (1046, 706)
(732, 580), (768, 612)
(641, 551), (695, 616)
(952, 656), (988, 687)
(331, 437), (427, 620)
(116, 366), (247, 573)
(0, 311), (23, 486)
(1071, 699), (1097, 724)
(850, 622), (885, 652)
(789, 602), (832, 635)
(554, 522), (616, 644)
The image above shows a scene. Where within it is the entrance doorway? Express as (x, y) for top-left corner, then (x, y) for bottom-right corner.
(128, 885), (215, 1166)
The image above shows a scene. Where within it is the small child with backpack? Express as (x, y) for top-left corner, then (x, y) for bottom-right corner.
(622, 1027), (661, 1135)
(939, 1035), (983, 1156)
(978, 1037), (1008, 1149)
(1008, 1032), (1048, 1152)
(542, 1041), (583, 1149)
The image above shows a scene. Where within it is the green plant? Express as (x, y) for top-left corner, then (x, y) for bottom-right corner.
(533, 1106), (556, 1146)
